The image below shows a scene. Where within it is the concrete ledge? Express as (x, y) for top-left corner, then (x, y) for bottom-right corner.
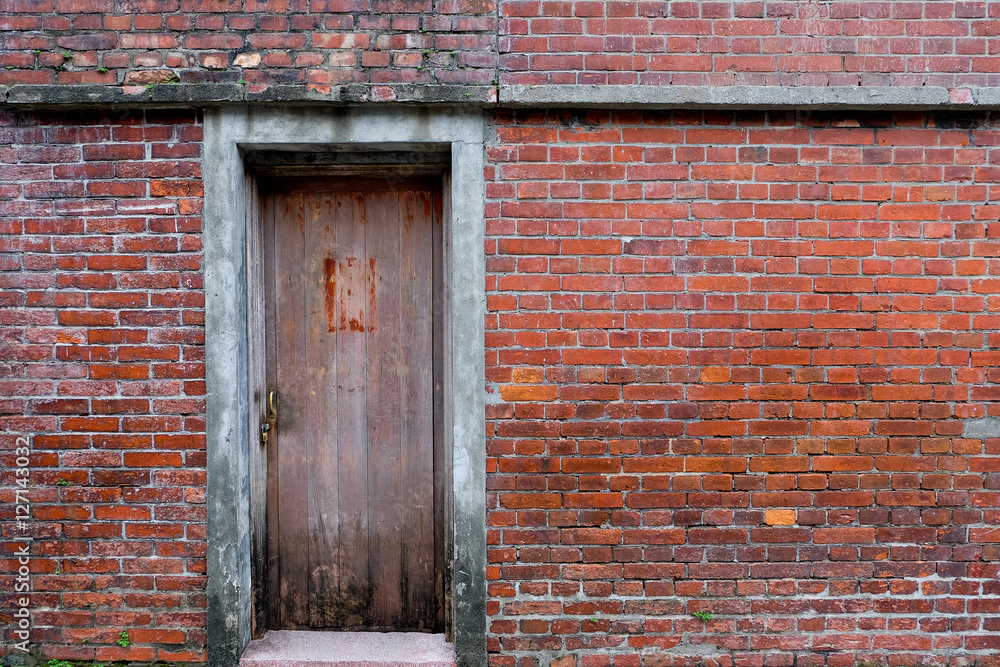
(239, 631), (455, 667)
(499, 84), (999, 110)
(5, 83), (1000, 109)
(0, 83), (496, 107)
(4, 83), (242, 105)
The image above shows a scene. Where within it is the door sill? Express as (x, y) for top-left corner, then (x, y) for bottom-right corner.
(239, 630), (456, 667)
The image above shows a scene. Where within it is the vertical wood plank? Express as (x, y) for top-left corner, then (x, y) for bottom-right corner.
(263, 189), (282, 631)
(335, 191), (372, 628)
(431, 186), (445, 630)
(430, 187), (445, 630)
(273, 191), (310, 628)
(366, 190), (404, 628)
(399, 189), (437, 628)
(305, 192), (341, 627)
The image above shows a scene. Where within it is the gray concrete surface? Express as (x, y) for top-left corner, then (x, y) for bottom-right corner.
(5, 83), (1000, 109)
(204, 107), (254, 667)
(499, 84), (994, 109)
(964, 415), (1000, 440)
(0, 83), (495, 106)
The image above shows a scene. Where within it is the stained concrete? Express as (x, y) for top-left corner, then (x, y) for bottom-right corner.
(963, 415), (1000, 440)
(204, 107), (486, 667)
(0, 83), (495, 106)
(239, 631), (456, 667)
(204, 109), (254, 667)
(6, 83), (1000, 108)
(499, 84), (991, 109)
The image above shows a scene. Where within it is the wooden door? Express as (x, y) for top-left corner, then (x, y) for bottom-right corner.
(263, 177), (444, 631)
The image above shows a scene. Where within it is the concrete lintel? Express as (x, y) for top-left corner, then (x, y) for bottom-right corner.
(204, 106), (487, 667)
(499, 84), (997, 110)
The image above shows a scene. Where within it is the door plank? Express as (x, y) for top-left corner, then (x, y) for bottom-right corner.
(273, 191), (310, 629)
(247, 174), (268, 638)
(305, 192), (341, 627)
(335, 191), (372, 628)
(263, 190), (281, 630)
(366, 190), (404, 628)
(399, 189), (437, 628)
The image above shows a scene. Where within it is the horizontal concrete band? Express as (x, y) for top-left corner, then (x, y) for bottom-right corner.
(500, 84), (1000, 110)
(3, 83), (1000, 109)
(0, 82), (495, 106)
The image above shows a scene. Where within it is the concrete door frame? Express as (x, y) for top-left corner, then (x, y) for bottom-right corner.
(203, 107), (487, 667)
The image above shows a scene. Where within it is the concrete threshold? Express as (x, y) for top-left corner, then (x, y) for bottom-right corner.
(239, 630), (456, 667)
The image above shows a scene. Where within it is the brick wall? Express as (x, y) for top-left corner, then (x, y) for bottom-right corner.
(3, 1), (997, 94)
(0, 0), (497, 90)
(484, 110), (1000, 666)
(3, 106), (1000, 665)
(0, 109), (206, 664)
(499, 1), (1000, 87)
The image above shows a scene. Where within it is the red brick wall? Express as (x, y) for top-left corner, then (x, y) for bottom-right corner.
(0, 109), (206, 664)
(2, 1), (996, 92)
(484, 110), (1000, 666)
(3, 106), (1000, 666)
(0, 0), (497, 90)
(499, 1), (1000, 87)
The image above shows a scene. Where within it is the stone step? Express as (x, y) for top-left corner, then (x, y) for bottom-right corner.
(239, 630), (456, 667)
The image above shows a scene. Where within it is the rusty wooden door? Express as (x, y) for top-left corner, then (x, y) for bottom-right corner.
(262, 177), (444, 631)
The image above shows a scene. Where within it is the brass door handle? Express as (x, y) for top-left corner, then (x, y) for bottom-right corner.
(261, 389), (277, 446)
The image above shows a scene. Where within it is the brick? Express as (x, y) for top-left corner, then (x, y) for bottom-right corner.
(814, 527), (877, 544)
(765, 509), (796, 525)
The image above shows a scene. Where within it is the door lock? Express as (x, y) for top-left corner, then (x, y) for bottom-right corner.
(261, 388), (277, 446)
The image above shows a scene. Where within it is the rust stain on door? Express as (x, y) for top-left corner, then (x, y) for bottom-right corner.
(325, 256), (376, 333)
(324, 258), (337, 333)
(368, 257), (377, 333)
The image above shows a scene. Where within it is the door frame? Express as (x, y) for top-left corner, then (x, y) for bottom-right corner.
(203, 107), (487, 667)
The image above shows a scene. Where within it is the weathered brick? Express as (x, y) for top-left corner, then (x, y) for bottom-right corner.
(484, 110), (999, 667)
(0, 110), (205, 663)
(0, 0), (496, 88)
